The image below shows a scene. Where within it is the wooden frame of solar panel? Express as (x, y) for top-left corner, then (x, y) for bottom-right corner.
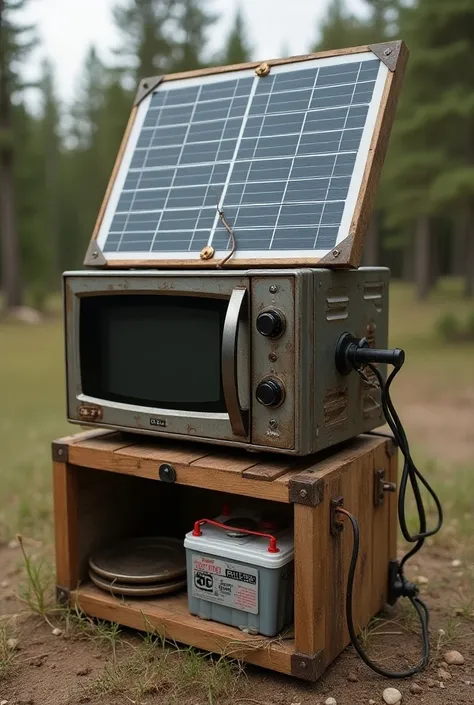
(84, 41), (408, 269)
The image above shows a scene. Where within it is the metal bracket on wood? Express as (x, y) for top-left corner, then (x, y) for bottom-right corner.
(52, 441), (69, 463)
(56, 585), (71, 605)
(289, 473), (324, 506)
(291, 650), (325, 681)
(134, 75), (164, 106)
(374, 468), (397, 507)
(368, 40), (404, 72)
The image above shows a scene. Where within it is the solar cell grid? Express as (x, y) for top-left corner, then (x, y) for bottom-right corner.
(96, 50), (391, 262)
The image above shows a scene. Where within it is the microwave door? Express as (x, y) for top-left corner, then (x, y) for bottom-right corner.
(221, 287), (249, 437)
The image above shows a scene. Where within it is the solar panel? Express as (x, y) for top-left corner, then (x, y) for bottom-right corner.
(85, 42), (407, 268)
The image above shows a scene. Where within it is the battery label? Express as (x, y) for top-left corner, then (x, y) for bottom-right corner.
(191, 555), (259, 615)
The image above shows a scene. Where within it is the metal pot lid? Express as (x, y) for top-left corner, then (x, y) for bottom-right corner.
(222, 516), (258, 538)
(89, 569), (187, 597)
(89, 536), (186, 585)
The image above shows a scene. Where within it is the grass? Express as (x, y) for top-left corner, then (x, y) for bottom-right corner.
(0, 620), (18, 682)
(84, 638), (242, 705)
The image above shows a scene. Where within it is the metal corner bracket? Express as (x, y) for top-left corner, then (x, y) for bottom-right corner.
(84, 239), (107, 267)
(289, 473), (324, 506)
(368, 40), (404, 72)
(52, 440), (69, 463)
(134, 75), (164, 106)
(291, 650), (325, 681)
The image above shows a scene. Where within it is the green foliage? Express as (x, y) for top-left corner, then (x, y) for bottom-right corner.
(221, 6), (252, 65)
(435, 311), (474, 342)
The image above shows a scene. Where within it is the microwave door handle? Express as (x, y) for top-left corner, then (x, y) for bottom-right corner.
(222, 287), (248, 438)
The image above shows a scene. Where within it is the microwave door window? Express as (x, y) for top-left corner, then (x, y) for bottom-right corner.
(80, 295), (227, 412)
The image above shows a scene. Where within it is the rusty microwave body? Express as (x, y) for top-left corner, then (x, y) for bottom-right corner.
(63, 267), (389, 455)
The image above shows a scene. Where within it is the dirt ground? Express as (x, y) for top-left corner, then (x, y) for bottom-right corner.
(1, 389), (473, 705)
(1, 538), (473, 705)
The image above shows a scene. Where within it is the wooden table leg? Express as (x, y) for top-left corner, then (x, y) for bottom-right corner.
(53, 461), (79, 600)
(292, 501), (328, 680)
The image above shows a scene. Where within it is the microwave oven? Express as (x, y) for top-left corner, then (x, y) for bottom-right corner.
(64, 267), (389, 455)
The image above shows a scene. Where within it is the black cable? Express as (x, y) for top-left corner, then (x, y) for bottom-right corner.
(336, 355), (443, 677)
(367, 364), (443, 572)
(337, 506), (431, 678)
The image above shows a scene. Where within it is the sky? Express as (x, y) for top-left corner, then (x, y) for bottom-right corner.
(19, 0), (366, 107)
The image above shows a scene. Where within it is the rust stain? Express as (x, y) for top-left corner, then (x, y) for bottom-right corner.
(323, 387), (348, 428)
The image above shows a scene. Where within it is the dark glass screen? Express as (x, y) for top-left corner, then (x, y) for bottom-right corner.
(80, 294), (227, 412)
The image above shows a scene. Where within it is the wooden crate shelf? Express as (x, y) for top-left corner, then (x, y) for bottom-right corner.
(52, 429), (398, 681)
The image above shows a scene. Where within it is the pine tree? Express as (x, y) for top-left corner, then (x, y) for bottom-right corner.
(113, 0), (177, 81)
(0, 0), (36, 311)
(38, 59), (61, 297)
(221, 6), (251, 65)
(312, 0), (367, 51)
(171, 0), (216, 72)
(384, 0), (474, 297)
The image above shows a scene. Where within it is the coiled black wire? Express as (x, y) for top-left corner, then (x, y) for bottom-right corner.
(336, 361), (443, 678)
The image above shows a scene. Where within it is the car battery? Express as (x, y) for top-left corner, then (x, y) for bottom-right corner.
(184, 511), (294, 637)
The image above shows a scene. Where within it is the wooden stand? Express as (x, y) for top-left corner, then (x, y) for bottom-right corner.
(52, 429), (397, 681)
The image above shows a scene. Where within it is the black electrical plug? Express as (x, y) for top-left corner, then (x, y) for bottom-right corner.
(335, 332), (405, 375)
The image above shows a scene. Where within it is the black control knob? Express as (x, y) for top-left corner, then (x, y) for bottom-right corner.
(256, 310), (285, 338)
(256, 378), (284, 407)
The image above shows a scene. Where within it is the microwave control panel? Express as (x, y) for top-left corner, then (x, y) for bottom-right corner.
(251, 276), (296, 450)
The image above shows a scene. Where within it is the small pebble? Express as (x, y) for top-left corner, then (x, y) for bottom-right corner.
(439, 683), (446, 689)
(451, 559), (462, 567)
(347, 671), (358, 682)
(76, 666), (92, 676)
(444, 650), (465, 665)
(6, 638), (19, 651)
(369, 700), (376, 705)
(382, 688), (402, 704)
(410, 683), (423, 694)
(438, 667), (451, 680)
(416, 575), (429, 585)
(7, 538), (18, 549)
(427, 678), (437, 688)
(51, 627), (62, 637)
(1, 700), (8, 705)
(0, 580), (8, 588)
(325, 699), (337, 705)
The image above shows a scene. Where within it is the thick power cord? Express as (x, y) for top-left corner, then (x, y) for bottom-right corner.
(337, 506), (430, 678)
(334, 334), (443, 678)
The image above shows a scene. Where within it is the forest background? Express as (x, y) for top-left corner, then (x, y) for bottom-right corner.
(1, 0), (473, 312)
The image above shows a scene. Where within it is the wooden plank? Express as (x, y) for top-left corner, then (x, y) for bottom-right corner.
(190, 452), (259, 474)
(371, 442), (393, 616)
(242, 459), (299, 482)
(159, 45), (371, 83)
(293, 502), (327, 656)
(53, 462), (79, 590)
(74, 585), (294, 676)
(351, 444), (374, 632)
(67, 444), (291, 503)
(388, 446), (399, 560)
(114, 441), (211, 466)
(324, 469), (346, 664)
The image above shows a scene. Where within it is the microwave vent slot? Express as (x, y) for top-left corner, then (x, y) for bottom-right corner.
(325, 291), (349, 321)
(363, 281), (384, 312)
